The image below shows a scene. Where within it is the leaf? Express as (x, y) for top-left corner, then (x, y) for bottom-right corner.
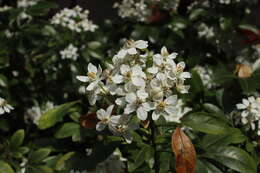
(54, 122), (80, 139)
(38, 101), (78, 129)
(204, 146), (257, 173)
(10, 129), (25, 150)
(0, 161), (15, 173)
(35, 166), (53, 173)
(30, 148), (52, 163)
(55, 152), (75, 171)
(0, 119), (10, 131)
(201, 128), (246, 150)
(196, 159), (223, 173)
(80, 113), (98, 129)
(172, 127), (196, 173)
(203, 103), (227, 122)
(181, 112), (230, 134)
(189, 8), (207, 21)
(235, 64), (253, 78)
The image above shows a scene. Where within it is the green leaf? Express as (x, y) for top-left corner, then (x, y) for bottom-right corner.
(0, 161), (15, 173)
(54, 122), (80, 139)
(0, 119), (10, 131)
(189, 70), (204, 96)
(0, 74), (7, 87)
(35, 166), (53, 173)
(88, 41), (101, 49)
(201, 128), (246, 150)
(38, 101), (79, 129)
(182, 112), (230, 134)
(10, 129), (25, 150)
(203, 103), (228, 122)
(55, 152), (75, 171)
(30, 148), (51, 163)
(238, 24), (259, 35)
(204, 146), (257, 173)
(196, 159), (223, 173)
(189, 8), (207, 21)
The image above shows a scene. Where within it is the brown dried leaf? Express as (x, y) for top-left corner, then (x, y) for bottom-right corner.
(172, 127), (196, 173)
(235, 64), (253, 78)
(141, 120), (150, 129)
(80, 113), (98, 129)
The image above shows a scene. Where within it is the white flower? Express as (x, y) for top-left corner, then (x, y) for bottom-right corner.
(124, 91), (153, 120)
(114, 0), (151, 22)
(109, 115), (139, 143)
(51, 6), (98, 32)
(76, 63), (103, 91)
(17, 0), (39, 8)
(164, 99), (192, 123)
(194, 65), (217, 89)
(152, 95), (178, 120)
(0, 5), (12, 12)
(236, 96), (260, 135)
(60, 44), (79, 61)
(198, 23), (214, 39)
(118, 40), (148, 58)
(168, 61), (191, 81)
(96, 105), (115, 131)
(0, 97), (14, 115)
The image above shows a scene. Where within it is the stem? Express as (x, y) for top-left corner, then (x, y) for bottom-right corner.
(150, 119), (160, 173)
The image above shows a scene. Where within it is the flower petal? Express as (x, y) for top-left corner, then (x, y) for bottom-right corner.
(76, 76), (89, 82)
(137, 107), (148, 120)
(88, 63), (97, 73)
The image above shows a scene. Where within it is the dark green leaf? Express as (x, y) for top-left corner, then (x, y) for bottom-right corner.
(10, 129), (25, 150)
(54, 122), (80, 139)
(30, 148), (51, 163)
(38, 101), (79, 129)
(0, 161), (15, 173)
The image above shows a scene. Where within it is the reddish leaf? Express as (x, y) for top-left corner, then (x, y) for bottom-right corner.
(80, 113), (98, 129)
(235, 64), (252, 78)
(172, 127), (196, 173)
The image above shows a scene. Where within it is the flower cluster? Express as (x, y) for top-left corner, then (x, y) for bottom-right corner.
(0, 97), (14, 115)
(236, 96), (260, 135)
(51, 6), (98, 32)
(114, 0), (151, 22)
(114, 0), (179, 22)
(60, 44), (79, 61)
(17, 0), (40, 8)
(164, 99), (192, 123)
(77, 40), (191, 142)
(25, 101), (54, 125)
(194, 65), (217, 89)
(197, 23), (215, 39)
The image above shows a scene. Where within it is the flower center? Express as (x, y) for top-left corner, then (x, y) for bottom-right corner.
(157, 101), (166, 110)
(87, 72), (96, 79)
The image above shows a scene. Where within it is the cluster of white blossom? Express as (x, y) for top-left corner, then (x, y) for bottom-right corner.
(187, 0), (210, 11)
(114, 0), (150, 22)
(25, 101), (54, 125)
(51, 6), (98, 32)
(77, 40), (191, 143)
(0, 5), (12, 12)
(194, 66), (216, 89)
(164, 99), (192, 123)
(60, 44), (79, 61)
(17, 0), (40, 8)
(236, 96), (260, 135)
(197, 23), (215, 39)
(0, 97), (14, 115)
(219, 0), (241, 4)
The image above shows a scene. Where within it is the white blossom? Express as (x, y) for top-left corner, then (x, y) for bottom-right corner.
(60, 44), (79, 61)
(0, 97), (14, 115)
(0, 5), (12, 12)
(194, 65), (217, 89)
(236, 96), (260, 135)
(164, 99), (192, 123)
(109, 115), (139, 143)
(96, 105), (115, 131)
(51, 6), (98, 32)
(25, 101), (54, 125)
(152, 95), (178, 120)
(17, 0), (39, 8)
(197, 23), (215, 39)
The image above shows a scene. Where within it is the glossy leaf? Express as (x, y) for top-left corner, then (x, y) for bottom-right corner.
(54, 122), (80, 139)
(204, 146), (257, 173)
(182, 112), (230, 134)
(0, 161), (15, 173)
(38, 101), (78, 129)
(10, 129), (25, 150)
